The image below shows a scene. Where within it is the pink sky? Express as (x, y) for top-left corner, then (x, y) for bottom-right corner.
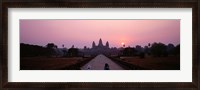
(20, 20), (180, 48)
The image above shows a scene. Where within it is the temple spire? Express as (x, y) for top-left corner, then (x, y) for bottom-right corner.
(106, 41), (109, 48)
(98, 38), (103, 47)
(92, 41), (96, 48)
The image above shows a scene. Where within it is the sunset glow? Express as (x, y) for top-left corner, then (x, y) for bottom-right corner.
(121, 42), (125, 45)
(20, 20), (180, 48)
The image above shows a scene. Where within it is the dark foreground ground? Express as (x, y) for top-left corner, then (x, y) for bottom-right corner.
(112, 56), (180, 70)
(20, 57), (92, 70)
(20, 56), (180, 70)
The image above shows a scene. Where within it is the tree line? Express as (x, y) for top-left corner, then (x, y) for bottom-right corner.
(20, 43), (79, 57)
(122, 42), (180, 58)
(20, 42), (180, 58)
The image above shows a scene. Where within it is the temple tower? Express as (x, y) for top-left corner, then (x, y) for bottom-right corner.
(98, 38), (103, 47)
(92, 41), (96, 48)
(106, 41), (109, 48)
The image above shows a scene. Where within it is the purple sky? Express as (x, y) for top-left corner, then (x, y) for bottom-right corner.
(20, 20), (180, 48)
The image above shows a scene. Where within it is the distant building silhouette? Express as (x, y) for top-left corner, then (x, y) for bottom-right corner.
(98, 38), (103, 47)
(106, 41), (109, 48)
(92, 38), (109, 49)
(90, 38), (111, 55)
(81, 38), (119, 56)
(92, 41), (96, 48)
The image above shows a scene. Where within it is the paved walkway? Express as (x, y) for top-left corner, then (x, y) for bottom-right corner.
(81, 54), (124, 70)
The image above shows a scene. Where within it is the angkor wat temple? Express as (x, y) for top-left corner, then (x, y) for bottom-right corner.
(82, 38), (119, 56)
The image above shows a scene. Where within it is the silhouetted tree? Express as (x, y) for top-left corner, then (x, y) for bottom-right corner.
(144, 46), (150, 55)
(67, 48), (79, 57)
(46, 43), (57, 56)
(46, 43), (57, 49)
(123, 44), (125, 48)
(150, 42), (167, 57)
(20, 43), (49, 57)
(84, 46), (87, 50)
(71, 45), (75, 48)
(122, 47), (137, 56)
(135, 45), (143, 53)
(148, 43), (151, 47)
(167, 43), (175, 55)
(174, 44), (180, 55)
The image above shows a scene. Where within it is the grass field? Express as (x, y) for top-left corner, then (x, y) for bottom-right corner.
(119, 56), (180, 70)
(20, 57), (86, 70)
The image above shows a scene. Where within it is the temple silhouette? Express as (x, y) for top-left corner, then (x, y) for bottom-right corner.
(92, 38), (109, 49)
(81, 38), (119, 57)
